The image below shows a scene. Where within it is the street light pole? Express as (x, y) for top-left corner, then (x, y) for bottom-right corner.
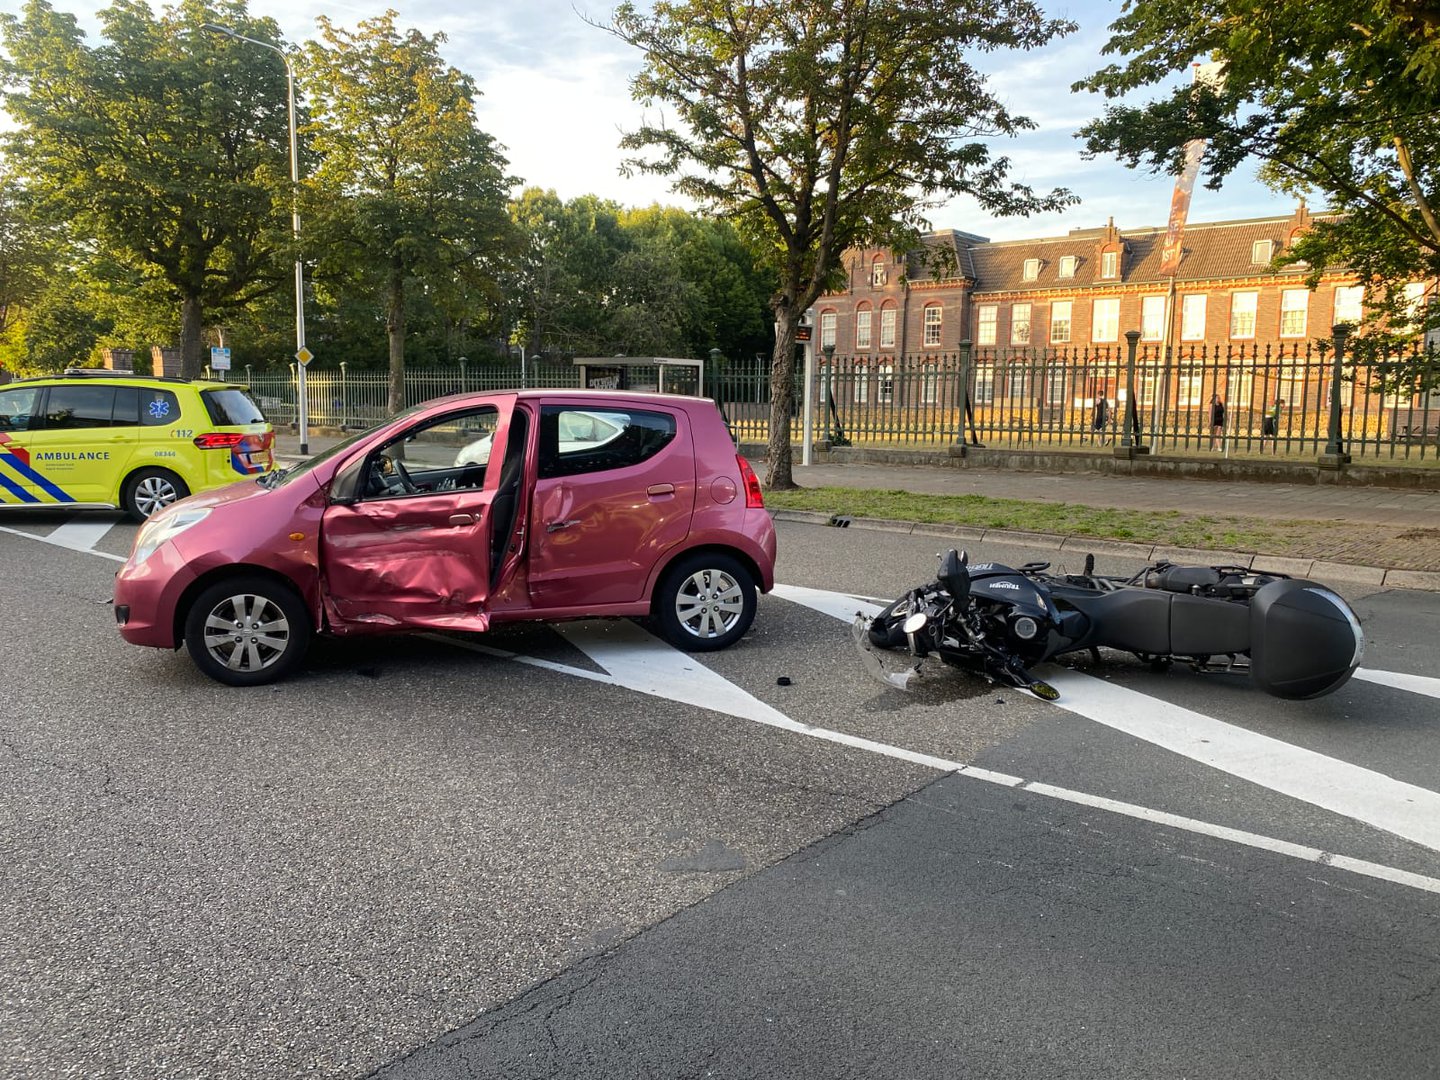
(202, 23), (309, 454)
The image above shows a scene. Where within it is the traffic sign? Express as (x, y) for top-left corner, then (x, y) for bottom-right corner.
(210, 346), (231, 371)
(295, 346), (314, 366)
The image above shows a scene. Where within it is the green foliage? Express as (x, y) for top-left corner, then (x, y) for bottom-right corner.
(604, 0), (1076, 485)
(300, 11), (516, 407)
(0, 0), (296, 377)
(1075, 0), (1440, 380)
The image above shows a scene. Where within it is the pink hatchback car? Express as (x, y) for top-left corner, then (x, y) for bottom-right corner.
(113, 390), (776, 685)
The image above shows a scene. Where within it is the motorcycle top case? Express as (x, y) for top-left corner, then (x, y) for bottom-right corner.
(1248, 579), (1364, 699)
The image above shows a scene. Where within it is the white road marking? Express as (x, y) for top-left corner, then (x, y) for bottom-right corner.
(432, 626), (1440, 895)
(0, 523), (126, 562)
(1354, 667), (1440, 699)
(48, 517), (122, 554)
(771, 583), (884, 622)
(1041, 667), (1440, 853)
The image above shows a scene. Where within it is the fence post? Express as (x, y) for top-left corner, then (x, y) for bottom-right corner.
(956, 339), (982, 449)
(339, 361), (349, 430)
(1320, 324), (1352, 469)
(1116, 330), (1149, 458)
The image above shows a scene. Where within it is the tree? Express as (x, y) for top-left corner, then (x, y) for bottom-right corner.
(604, 0), (1076, 488)
(1074, 0), (1440, 373)
(301, 11), (516, 414)
(0, 0), (296, 379)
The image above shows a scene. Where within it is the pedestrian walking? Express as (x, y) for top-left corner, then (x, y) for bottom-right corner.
(1261, 397), (1284, 451)
(1091, 396), (1110, 445)
(1209, 392), (1227, 451)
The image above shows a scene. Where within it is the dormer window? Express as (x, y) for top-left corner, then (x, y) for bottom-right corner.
(1059, 255), (1078, 279)
(1100, 250), (1119, 279)
(1252, 239), (1275, 264)
(1022, 258), (1040, 281)
(871, 258), (888, 287)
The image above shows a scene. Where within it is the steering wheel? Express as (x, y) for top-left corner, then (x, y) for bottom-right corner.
(392, 458), (418, 494)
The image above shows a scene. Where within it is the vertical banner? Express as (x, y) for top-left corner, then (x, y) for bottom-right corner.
(1158, 138), (1205, 276)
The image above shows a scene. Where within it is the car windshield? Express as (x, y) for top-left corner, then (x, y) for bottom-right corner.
(262, 402), (435, 488)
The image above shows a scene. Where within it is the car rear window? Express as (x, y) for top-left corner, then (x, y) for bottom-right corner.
(201, 388), (267, 426)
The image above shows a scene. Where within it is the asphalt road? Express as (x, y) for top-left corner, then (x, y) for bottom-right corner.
(2, 511), (1439, 1079)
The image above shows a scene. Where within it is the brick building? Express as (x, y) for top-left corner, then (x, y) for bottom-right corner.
(816, 205), (1373, 357)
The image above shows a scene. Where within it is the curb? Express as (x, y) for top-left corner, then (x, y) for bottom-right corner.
(770, 509), (1440, 593)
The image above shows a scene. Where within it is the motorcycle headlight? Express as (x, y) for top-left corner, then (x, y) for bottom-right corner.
(130, 507), (211, 566)
(1011, 615), (1040, 641)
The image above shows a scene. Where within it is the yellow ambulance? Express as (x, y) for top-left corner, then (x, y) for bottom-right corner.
(0, 370), (275, 519)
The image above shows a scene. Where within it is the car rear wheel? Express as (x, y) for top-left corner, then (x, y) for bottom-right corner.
(184, 576), (312, 686)
(122, 468), (189, 521)
(653, 552), (756, 652)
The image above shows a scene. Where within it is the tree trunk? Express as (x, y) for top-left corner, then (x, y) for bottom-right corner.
(179, 294), (204, 381)
(764, 309), (799, 490)
(387, 269), (406, 416)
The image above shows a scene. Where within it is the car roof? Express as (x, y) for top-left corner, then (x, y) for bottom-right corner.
(427, 388), (712, 408)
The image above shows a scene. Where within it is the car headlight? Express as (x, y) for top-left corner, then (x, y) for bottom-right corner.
(131, 508), (211, 566)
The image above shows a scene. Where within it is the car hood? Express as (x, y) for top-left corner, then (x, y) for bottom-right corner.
(173, 471), (318, 515)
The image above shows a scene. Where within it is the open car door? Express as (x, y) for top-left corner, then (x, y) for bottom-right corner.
(319, 401), (527, 632)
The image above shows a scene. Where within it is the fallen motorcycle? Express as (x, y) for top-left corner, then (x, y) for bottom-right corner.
(858, 549), (1365, 701)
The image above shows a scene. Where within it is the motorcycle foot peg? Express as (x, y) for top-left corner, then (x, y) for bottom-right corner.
(1028, 680), (1061, 701)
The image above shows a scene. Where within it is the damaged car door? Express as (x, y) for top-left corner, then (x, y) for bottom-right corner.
(319, 402), (516, 631)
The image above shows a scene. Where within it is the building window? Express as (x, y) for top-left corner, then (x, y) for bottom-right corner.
(1091, 298), (1120, 342)
(820, 311), (837, 349)
(923, 305), (942, 347)
(880, 305), (897, 347)
(1059, 255), (1077, 279)
(976, 305), (998, 346)
(1101, 251), (1119, 279)
(1022, 258), (1040, 281)
(854, 366), (868, 403)
(921, 363), (939, 404)
(1230, 291), (1258, 338)
(856, 308), (872, 350)
(974, 364), (995, 404)
(1403, 282), (1428, 330)
(1178, 374), (1203, 407)
(1011, 303), (1031, 345)
(1252, 239), (1274, 264)
(1046, 368), (1067, 405)
(1280, 289), (1309, 337)
(871, 258), (887, 287)
(1007, 364), (1031, 402)
(1141, 296), (1166, 341)
(1227, 367), (1254, 410)
(878, 364), (895, 404)
(1181, 294), (1207, 340)
(1050, 300), (1072, 343)
(1333, 285), (1363, 326)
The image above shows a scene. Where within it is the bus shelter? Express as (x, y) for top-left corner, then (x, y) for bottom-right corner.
(573, 357), (704, 397)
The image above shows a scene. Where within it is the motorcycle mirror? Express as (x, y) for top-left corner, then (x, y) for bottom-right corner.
(902, 612), (929, 635)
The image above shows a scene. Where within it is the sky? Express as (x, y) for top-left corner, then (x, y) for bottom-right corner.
(0, 0), (1300, 242)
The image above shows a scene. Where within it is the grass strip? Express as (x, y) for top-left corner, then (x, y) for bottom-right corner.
(763, 485), (1339, 555)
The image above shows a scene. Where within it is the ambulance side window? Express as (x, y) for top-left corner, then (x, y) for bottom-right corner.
(44, 386), (116, 429)
(112, 387), (141, 427)
(0, 386), (41, 432)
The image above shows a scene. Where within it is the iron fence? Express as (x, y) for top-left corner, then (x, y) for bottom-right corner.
(226, 341), (1440, 461)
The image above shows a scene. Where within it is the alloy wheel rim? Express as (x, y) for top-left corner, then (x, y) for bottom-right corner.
(674, 568), (744, 639)
(202, 594), (291, 673)
(136, 476), (180, 517)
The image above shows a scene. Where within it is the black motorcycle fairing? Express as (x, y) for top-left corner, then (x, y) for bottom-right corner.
(1044, 587), (1251, 658)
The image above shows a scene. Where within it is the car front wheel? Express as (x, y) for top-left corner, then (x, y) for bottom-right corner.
(184, 576), (312, 686)
(653, 552), (756, 652)
(122, 467), (189, 521)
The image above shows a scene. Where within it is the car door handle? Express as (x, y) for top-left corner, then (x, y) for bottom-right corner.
(449, 513), (477, 526)
(546, 518), (582, 532)
(647, 484), (675, 496)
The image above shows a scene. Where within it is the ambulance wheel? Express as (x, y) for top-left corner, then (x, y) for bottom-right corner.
(123, 468), (189, 521)
(184, 575), (312, 686)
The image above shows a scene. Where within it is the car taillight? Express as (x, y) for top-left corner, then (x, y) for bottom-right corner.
(737, 455), (765, 509)
(193, 433), (246, 449)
